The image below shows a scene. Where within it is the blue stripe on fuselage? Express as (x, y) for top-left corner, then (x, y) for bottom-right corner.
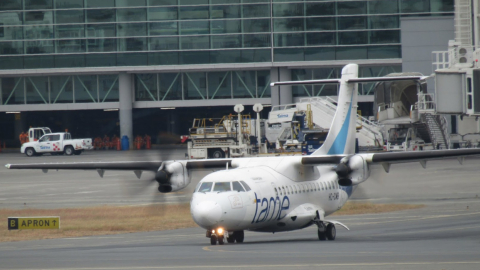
(327, 95), (353, 155)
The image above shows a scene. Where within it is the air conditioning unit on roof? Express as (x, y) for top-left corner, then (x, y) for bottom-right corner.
(454, 46), (474, 68)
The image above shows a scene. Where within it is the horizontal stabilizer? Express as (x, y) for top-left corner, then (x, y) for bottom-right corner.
(270, 76), (427, 87)
(346, 76), (428, 83)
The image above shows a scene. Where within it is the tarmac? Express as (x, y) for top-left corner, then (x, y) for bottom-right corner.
(0, 149), (479, 269)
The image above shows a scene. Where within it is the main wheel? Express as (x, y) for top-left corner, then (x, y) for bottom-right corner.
(326, 223), (336, 241)
(64, 146), (74, 156)
(234, 230), (244, 243)
(318, 230), (327, 241)
(25, 148), (35, 157)
(210, 235), (217, 245)
(218, 237), (224, 245)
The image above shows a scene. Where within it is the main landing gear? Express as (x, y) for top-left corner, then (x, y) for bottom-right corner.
(315, 221), (336, 241)
(207, 228), (244, 245)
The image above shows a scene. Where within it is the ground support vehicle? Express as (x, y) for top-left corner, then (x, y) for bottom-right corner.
(187, 114), (267, 159)
(21, 132), (92, 157)
(26, 127), (93, 149)
(385, 127), (434, 151)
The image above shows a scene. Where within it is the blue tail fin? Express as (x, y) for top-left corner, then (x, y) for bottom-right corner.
(312, 64), (358, 156)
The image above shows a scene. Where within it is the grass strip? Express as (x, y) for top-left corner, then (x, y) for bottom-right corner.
(0, 202), (423, 242)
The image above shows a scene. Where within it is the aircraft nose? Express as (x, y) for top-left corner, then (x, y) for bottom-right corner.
(191, 200), (222, 228)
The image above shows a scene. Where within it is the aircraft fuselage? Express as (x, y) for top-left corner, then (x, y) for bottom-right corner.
(190, 162), (355, 233)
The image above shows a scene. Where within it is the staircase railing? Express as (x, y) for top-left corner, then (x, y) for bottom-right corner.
(418, 93), (436, 113)
(436, 114), (450, 149)
(421, 114), (449, 149)
(299, 97), (385, 145)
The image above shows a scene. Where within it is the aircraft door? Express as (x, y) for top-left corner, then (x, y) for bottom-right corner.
(37, 135), (52, 152)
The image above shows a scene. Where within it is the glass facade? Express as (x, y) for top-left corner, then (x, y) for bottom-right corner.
(134, 69), (271, 102)
(1, 74), (119, 105)
(0, 0), (453, 70)
(291, 65), (402, 97)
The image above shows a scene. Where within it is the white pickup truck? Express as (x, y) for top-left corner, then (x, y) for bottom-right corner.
(21, 132), (92, 157)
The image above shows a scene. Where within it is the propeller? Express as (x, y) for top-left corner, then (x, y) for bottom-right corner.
(117, 147), (193, 216)
(332, 155), (367, 187)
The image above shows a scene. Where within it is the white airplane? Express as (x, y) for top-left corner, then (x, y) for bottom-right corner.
(6, 64), (480, 245)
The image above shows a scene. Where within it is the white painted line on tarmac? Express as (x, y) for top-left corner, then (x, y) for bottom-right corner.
(24, 261), (480, 269)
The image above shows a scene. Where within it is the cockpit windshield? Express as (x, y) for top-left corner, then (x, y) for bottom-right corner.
(232, 181), (245, 192)
(195, 181), (251, 193)
(213, 182), (231, 192)
(197, 182), (213, 192)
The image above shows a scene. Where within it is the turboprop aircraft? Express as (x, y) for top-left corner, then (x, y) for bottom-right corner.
(6, 64), (480, 245)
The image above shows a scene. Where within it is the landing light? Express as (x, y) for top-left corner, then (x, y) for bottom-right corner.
(217, 228), (224, 235)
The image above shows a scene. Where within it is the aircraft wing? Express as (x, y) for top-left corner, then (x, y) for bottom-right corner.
(299, 149), (480, 172)
(5, 161), (164, 171)
(363, 148), (480, 172)
(5, 159), (233, 172)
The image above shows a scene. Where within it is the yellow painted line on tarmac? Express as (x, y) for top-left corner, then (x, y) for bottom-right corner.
(19, 261), (480, 270)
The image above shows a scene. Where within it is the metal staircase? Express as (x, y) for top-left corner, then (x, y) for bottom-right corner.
(297, 97), (385, 148)
(419, 114), (450, 149)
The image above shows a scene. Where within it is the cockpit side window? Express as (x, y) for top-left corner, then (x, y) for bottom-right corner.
(213, 182), (231, 192)
(240, 181), (251, 191)
(232, 181), (245, 192)
(197, 182), (213, 192)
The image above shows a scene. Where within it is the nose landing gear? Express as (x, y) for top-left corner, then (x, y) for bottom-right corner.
(207, 229), (244, 245)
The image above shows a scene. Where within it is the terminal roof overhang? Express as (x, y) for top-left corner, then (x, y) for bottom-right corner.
(0, 59), (402, 77)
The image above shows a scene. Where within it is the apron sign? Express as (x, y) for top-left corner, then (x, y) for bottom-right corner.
(8, 217), (60, 230)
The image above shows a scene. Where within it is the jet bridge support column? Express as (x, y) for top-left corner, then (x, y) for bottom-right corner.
(119, 73), (133, 150)
(271, 67), (292, 106)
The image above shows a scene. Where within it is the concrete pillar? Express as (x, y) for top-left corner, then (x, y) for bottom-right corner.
(119, 73), (133, 149)
(270, 67), (292, 106)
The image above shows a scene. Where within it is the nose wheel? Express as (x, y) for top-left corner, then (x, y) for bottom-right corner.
(210, 235), (217, 245)
(209, 234), (225, 245)
(208, 230), (244, 245)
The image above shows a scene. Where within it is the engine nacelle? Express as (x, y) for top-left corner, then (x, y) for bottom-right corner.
(338, 155), (370, 186)
(155, 161), (190, 193)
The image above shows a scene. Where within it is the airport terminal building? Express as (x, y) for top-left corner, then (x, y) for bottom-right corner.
(0, 0), (455, 145)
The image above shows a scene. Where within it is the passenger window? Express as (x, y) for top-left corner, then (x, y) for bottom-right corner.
(240, 181), (251, 191)
(281, 186), (285, 195)
(294, 185), (298, 194)
(213, 182), (231, 192)
(232, 181), (245, 192)
(197, 182), (213, 192)
(274, 187), (278, 197)
(302, 184), (306, 193)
